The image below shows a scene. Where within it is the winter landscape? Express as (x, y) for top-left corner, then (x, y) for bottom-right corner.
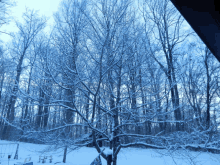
(1, 140), (220, 165)
(0, 0), (220, 165)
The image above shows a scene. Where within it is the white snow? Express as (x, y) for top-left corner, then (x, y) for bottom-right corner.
(104, 148), (112, 156)
(0, 140), (220, 165)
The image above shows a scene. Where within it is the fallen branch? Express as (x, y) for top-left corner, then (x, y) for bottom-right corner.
(184, 145), (220, 154)
(121, 142), (166, 149)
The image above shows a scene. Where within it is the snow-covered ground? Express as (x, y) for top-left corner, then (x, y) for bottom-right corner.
(0, 140), (220, 165)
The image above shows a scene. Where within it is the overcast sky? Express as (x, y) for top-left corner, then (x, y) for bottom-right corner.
(0, 0), (194, 45)
(1, 0), (62, 43)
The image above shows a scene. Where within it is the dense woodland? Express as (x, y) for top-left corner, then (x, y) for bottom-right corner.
(0, 0), (220, 164)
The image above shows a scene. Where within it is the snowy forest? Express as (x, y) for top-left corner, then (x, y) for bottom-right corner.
(0, 0), (220, 165)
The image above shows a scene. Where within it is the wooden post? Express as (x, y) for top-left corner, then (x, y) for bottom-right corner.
(63, 146), (67, 163)
(14, 143), (19, 159)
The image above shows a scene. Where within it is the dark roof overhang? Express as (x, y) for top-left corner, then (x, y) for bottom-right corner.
(170, 0), (220, 61)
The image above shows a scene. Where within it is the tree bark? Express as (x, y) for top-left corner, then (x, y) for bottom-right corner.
(2, 52), (26, 139)
(205, 47), (210, 129)
(63, 146), (67, 163)
(36, 88), (44, 129)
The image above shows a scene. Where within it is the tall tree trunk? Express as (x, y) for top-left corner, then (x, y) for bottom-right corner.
(205, 48), (210, 129)
(2, 53), (25, 139)
(130, 67), (139, 135)
(148, 97), (152, 135)
(97, 96), (102, 131)
(139, 68), (148, 135)
(65, 88), (74, 137)
(171, 61), (182, 131)
(24, 54), (36, 122)
(109, 77), (114, 150)
(43, 72), (51, 129)
(0, 73), (5, 101)
(24, 75), (31, 120)
(36, 88), (44, 129)
(0, 74), (5, 133)
(85, 90), (90, 134)
(43, 96), (49, 128)
(112, 61), (122, 165)
(167, 66), (181, 131)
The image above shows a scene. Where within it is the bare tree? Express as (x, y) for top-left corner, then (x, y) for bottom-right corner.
(2, 0), (220, 164)
(2, 9), (46, 139)
(141, 0), (192, 131)
(0, 0), (14, 36)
